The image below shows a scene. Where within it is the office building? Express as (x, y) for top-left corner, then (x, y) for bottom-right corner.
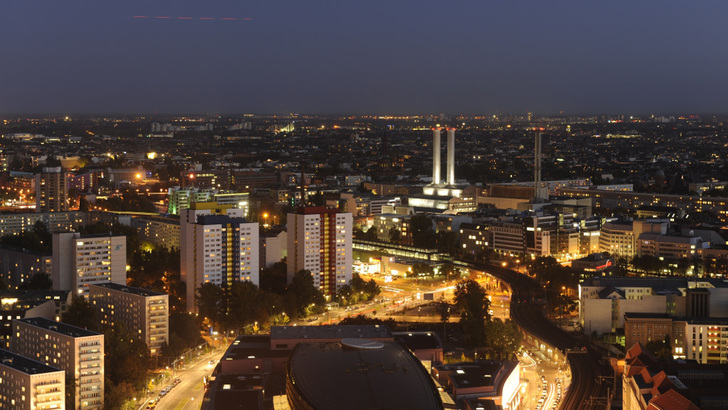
(0, 348), (65, 410)
(286, 207), (352, 297)
(35, 167), (67, 212)
(12, 317), (104, 409)
(51, 232), (127, 298)
(88, 283), (168, 355)
(181, 203), (259, 313)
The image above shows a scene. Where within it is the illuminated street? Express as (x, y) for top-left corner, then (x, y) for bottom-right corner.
(143, 348), (226, 410)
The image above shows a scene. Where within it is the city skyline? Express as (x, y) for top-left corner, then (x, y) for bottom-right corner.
(2, 1), (728, 115)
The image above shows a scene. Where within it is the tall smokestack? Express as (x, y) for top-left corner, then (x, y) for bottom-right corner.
(432, 128), (441, 185)
(534, 131), (543, 201)
(446, 128), (456, 186)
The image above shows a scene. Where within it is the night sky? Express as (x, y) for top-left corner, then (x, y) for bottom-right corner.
(2, 1), (727, 115)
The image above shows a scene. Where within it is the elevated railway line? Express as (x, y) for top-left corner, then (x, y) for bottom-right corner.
(472, 263), (613, 409)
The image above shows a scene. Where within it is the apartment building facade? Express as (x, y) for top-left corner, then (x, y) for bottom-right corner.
(51, 232), (127, 298)
(89, 283), (168, 355)
(12, 317), (104, 409)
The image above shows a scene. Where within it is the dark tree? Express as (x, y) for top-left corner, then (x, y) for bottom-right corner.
(454, 279), (490, 347)
(61, 295), (100, 332)
(196, 283), (224, 327)
(285, 270), (326, 318)
(260, 262), (288, 294)
(483, 318), (522, 360)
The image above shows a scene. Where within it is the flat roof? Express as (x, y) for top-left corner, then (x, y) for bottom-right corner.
(438, 361), (517, 390)
(288, 341), (443, 410)
(392, 331), (442, 350)
(582, 276), (728, 290)
(17, 317), (101, 338)
(0, 349), (63, 375)
(271, 325), (392, 341)
(88, 282), (166, 297)
(625, 312), (672, 320)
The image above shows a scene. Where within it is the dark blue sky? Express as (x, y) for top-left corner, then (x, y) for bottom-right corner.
(2, 1), (727, 115)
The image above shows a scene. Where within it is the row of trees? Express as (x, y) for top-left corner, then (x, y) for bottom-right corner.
(196, 270), (381, 333)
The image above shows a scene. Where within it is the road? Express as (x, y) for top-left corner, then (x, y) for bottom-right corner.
(143, 348), (225, 410)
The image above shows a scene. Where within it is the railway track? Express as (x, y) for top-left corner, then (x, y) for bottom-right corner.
(471, 263), (612, 409)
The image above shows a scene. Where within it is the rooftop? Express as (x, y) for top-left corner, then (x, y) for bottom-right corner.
(0, 348), (63, 375)
(16, 317), (101, 338)
(89, 282), (166, 297)
(271, 325), (392, 341)
(582, 276), (728, 290)
(288, 341), (443, 410)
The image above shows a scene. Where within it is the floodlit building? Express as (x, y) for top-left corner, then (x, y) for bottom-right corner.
(0, 348), (65, 410)
(35, 167), (67, 212)
(287, 207), (352, 297)
(12, 317), (104, 409)
(168, 187), (249, 217)
(51, 232), (127, 298)
(88, 283), (169, 355)
(181, 203), (259, 313)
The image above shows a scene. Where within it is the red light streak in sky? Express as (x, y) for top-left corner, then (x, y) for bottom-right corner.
(133, 16), (252, 21)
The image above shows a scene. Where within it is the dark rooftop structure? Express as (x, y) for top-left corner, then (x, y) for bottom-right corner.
(392, 331), (442, 350)
(270, 324), (392, 343)
(16, 317), (100, 338)
(286, 340), (443, 410)
(202, 373), (266, 410)
(88, 282), (166, 297)
(0, 348), (63, 375)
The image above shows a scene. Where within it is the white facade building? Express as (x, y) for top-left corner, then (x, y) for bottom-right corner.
(181, 203), (259, 313)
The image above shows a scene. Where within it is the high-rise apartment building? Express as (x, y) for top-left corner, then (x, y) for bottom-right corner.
(88, 283), (169, 355)
(0, 348), (65, 410)
(181, 203), (259, 313)
(51, 232), (127, 298)
(35, 167), (68, 212)
(287, 207), (352, 297)
(12, 317), (104, 409)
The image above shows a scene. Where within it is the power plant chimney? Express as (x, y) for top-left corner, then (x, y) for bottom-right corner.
(534, 130), (543, 201)
(432, 128), (441, 185)
(446, 128), (456, 186)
